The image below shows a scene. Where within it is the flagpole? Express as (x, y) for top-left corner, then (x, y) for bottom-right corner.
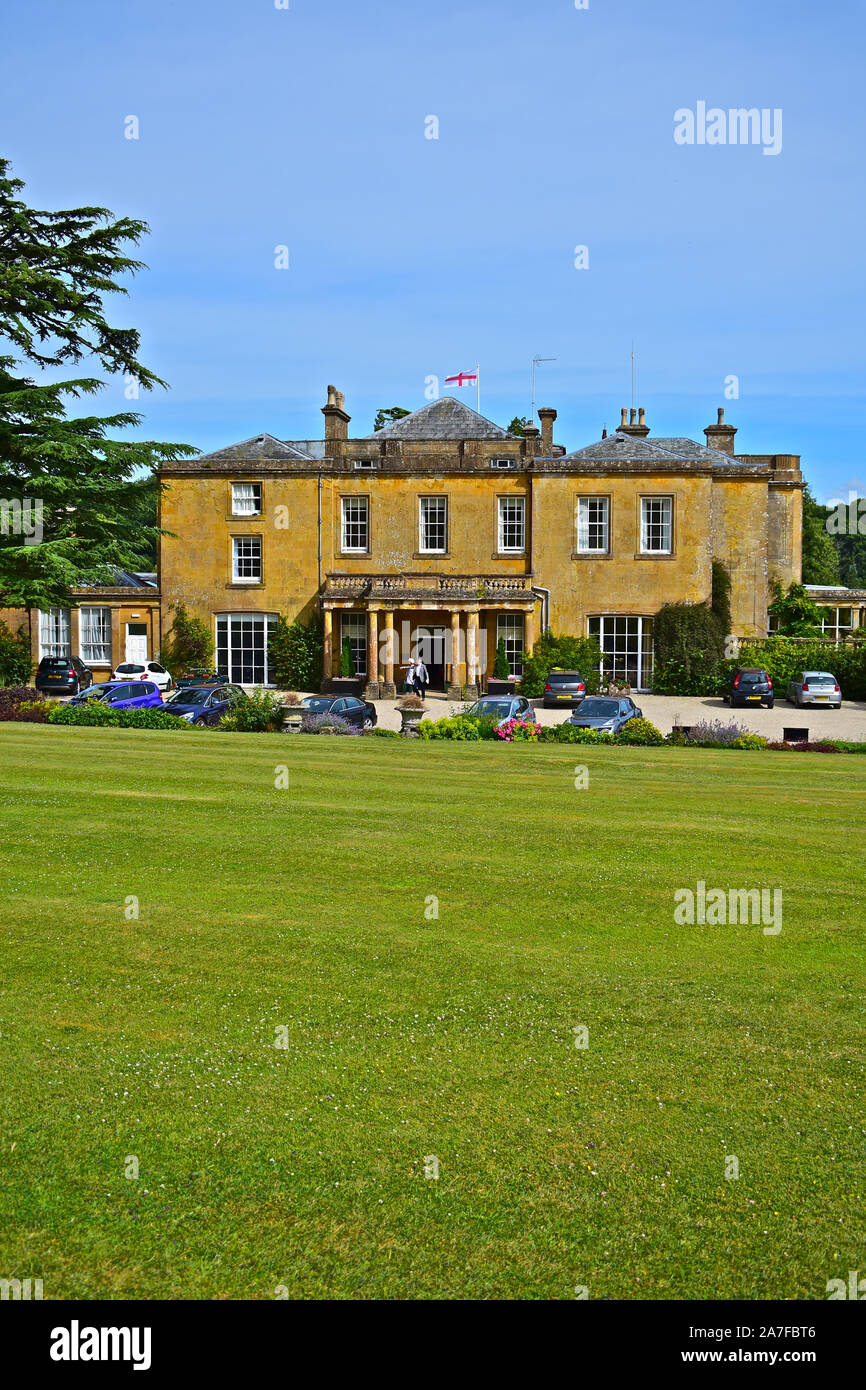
(476, 362), (480, 414)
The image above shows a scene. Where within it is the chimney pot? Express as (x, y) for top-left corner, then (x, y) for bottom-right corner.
(717, 407), (725, 424)
(629, 408), (637, 425)
(638, 407), (646, 425)
(620, 407), (628, 427)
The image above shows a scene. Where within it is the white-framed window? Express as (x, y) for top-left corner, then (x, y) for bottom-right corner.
(498, 496), (525, 552)
(341, 613), (367, 676)
(231, 482), (262, 516)
(576, 496), (609, 554)
(215, 613), (277, 685)
(640, 497), (673, 554)
(419, 496), (447, 553)
(79, 606), (111, 665)
(39, 607), (70, 658)
(588, 615), (654, 691)
(819, 606), (854, 644)
(496, 614), (525, 677)
(232, 535), (262, 582)
(341, 496), (369, 552)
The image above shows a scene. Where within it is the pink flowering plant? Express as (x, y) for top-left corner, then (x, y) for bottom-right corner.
(495, 717), (542, 742)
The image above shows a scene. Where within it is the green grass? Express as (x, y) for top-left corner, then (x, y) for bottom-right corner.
(0, 725), (863, 1300)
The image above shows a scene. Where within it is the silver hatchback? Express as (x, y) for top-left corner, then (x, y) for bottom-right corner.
(785, 670), (841, 709)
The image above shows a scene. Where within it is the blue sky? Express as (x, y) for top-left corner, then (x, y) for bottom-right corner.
(2, 0), (864, 499)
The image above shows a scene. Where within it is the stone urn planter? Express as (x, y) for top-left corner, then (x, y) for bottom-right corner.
(397, 696), (426, 736)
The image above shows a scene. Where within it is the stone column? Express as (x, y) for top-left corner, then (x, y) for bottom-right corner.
(322, 608), (333, 692)
(364, 607), (380, 700)
(524, 607), (536, 658)
(447, 609), (463, 698)
(381, 608), (396, 698)
(466, 608), (480, 700)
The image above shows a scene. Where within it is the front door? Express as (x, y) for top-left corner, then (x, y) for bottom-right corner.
(414, 626), (448, 690)
(126, 623), (148, 665)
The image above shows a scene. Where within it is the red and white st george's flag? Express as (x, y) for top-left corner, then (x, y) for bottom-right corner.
(444, 370), (477, 387)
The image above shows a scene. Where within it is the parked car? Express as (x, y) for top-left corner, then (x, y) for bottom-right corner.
(542, 669), (586, 708)
(466, 695), (535, 728)
(35, 655), (93, 697)
(282, 695), (377, 731)
(566, 696), (642, 733)
(163, 684), (245, 724)
(725, 667), (774, 708)
(111, 660), (173, 692)
(174, 668), (230, 690)
(69, 680), (163, 710)
(785, 670), (842, 709)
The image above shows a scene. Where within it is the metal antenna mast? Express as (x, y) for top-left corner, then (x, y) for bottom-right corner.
(531, 355), (556, 423)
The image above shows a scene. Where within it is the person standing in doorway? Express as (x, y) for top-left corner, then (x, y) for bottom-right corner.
(412, 657), (429, 700)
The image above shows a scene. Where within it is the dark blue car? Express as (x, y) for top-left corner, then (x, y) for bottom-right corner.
(69, 680), (164, 711)
(162, 684), (245, 725)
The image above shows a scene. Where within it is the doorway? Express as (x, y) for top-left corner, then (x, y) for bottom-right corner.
(125, 622), (149, 665)
(413, 625), (448, 690)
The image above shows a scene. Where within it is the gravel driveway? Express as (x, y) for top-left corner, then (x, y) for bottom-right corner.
(366, 691), (866, 739)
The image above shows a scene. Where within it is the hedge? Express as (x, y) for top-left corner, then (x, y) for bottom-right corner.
(48, 704), (194, 729)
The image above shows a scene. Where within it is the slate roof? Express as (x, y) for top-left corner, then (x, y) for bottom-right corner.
(196, 433), (314, 463)
(554, 430), (743, 465)
(363, 397), (513, 441)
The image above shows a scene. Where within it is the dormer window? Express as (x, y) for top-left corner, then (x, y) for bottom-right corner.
(353, 459), (377, 471)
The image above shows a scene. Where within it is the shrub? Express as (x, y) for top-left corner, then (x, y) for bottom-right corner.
(518, 633), (603, 699)
(218, 689), (284, 732)
(339, 637), (355, 678)
(301, 712), (361, 735)
(766, 740), (844, 754)
(492, 637), (511, 680)
(417, 715), (482, 741)
(47, 703), (193, 729)
(711, 560), (732, 634)
(652, 602), (725, 695)
(0, 684), (44, 721)
(821, 739), (866, 754)
(767, 581), (823, 637)
(685, 718), (754, 747)
(730, 733), (768, 750)
(495, 717), (541, 742)
(369, 726), (400, 739)
(161, 601), (214, 676)
(268, 614), (323, 691)
(0, 621), (32, 686)
(613, 717), (664, 746)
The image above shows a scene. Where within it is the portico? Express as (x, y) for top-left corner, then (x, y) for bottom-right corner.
(322, 574), (537, 700)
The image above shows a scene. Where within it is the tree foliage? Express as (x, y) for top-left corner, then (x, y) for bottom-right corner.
(801, 485), (840, 586)
(373, 407), (410, 432)
(652, 602), (725, 695)
(268, 614), (323, 690)
(0, 618), (32, 685)
(0, 157), (195, 610)
(518, 632), (603, 698)
(160, 602), (214, 675)
(767, 580), (823, 637)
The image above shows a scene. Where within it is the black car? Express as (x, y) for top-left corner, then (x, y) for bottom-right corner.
(35, 655), (93, 696)
(725, 667), (774, 708)
(283, 695), (377, 731)
(542, 668), (586, 708)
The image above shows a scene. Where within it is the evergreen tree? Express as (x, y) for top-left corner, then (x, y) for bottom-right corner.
(0, 157), (195, 609)
(801, 485), (840, 586)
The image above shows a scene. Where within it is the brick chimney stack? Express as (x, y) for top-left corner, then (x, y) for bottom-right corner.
(322, 384), (351, 442)
(704, 407), (737, 455)
(619, 405), (650, 438)
(537, 407), (557, 452)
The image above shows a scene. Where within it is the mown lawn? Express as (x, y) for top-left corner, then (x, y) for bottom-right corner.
(0, 724), (863, 1300)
